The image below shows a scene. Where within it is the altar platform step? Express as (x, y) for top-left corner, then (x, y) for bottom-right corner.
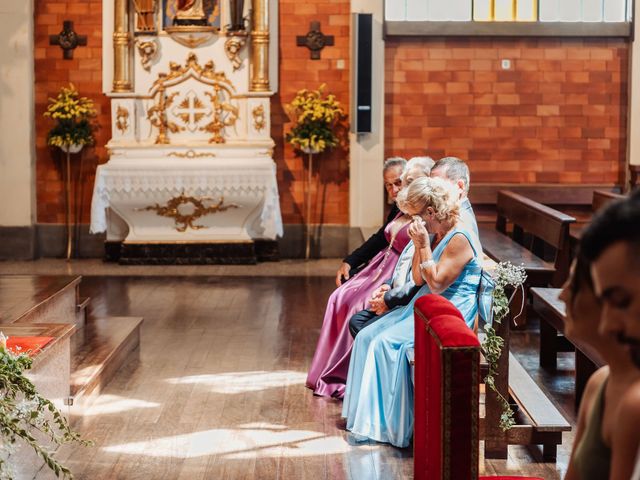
(0, 275), (81, 326)
(69, 316), (143, 410)
(106, 239), (279, 265)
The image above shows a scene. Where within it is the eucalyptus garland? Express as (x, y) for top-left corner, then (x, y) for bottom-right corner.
(0, 335), (91, 479)
(482, 262), (527, 431)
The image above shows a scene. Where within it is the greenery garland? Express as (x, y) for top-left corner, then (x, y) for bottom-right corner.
(0, 334), (91, 479)
(481, 262), (527, 431)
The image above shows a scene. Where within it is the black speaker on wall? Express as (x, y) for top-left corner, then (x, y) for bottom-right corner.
(352, 13), (372, 134)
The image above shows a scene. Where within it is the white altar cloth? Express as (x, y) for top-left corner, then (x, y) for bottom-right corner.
(90, 158), (283, 241)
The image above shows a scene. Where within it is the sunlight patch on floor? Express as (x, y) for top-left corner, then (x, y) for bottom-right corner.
(165, 370), (308, 394)
(81, 394), (161, 416)
(104, 422), (373, 459)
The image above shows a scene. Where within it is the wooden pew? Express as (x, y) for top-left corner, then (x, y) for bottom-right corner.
(480, 286), (570, 460)
(533, 287), (605, 410)
(480, 190), (576, 289)
(570, 190), (626, 246)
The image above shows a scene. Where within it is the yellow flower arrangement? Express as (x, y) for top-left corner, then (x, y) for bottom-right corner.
(285, 84), (347, 153)
(44, 84), (97, 149)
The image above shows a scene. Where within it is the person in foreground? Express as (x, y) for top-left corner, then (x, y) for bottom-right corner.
(307, 161), (421, 398)
(566, 190), (640, 480)
(560, 252), (640, 480)
(342, 176), (481, 447)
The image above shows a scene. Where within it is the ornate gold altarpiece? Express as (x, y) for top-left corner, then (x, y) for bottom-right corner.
(91, 0), (282, 252)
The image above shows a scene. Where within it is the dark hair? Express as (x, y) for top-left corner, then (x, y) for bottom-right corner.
(432, 157), (470, 193)
(570, 253), (594, 300)
(580, 189), (640, 263)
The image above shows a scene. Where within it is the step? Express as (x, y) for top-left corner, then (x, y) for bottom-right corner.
(0, 275), (81, 325)
(70, 316), (143, 410)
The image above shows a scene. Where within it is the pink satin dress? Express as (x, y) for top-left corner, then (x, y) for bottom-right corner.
(306, 215), (411, 398)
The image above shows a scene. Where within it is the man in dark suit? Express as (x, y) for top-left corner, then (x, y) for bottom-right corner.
(334, 157), (406, 287)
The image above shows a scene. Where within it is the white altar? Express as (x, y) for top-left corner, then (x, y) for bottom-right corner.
(91, 0), (281, 260)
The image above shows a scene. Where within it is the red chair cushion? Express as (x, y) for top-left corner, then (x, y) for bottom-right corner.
(415, 294), (466, 322)
(414, 294), (481, 480)
(6, 336), (54, 356)
(481, 477), (544, 480)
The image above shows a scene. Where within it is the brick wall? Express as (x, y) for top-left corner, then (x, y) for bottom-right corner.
(34, 0), (351, 226)
(35, 0), (109, 224)
(272, 0), (351, 224)
(385, 38), (628, 185)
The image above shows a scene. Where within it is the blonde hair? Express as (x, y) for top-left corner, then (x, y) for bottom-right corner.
(397, 176), (460, 223)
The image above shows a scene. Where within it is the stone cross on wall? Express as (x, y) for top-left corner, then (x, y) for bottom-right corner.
(49, 20), (87, 60)
(296, 21), (334, 60)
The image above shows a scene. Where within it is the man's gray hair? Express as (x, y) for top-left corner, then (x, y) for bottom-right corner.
(432, 156), (470, 193)
(383, 157), (407, 173)
(406, 156), (435, 177)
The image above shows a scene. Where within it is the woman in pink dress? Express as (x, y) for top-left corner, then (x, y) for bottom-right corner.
(306, 215), (412, 397)
(306, 157), (434, 398)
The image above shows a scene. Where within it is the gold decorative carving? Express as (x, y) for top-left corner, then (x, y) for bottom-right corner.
(147, 92), (183, 144)
(168, 149), (216, 158)
(252, 104), (266, 132)
(224, 36), (246, 71)
(164, 26), (216, 48)
(115, 106), (130, 133)
(136, 38), (158, 71)
(139, 192), (238, 232)
(147, 53), (238, 144)
(176, 94), (207, 125)
(201, 89), (239, 143)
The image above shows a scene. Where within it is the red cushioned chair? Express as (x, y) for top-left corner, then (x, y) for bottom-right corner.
(413, 294), (542, 480)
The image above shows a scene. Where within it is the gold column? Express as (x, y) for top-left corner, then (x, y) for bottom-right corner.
(113, 0), (133, 92)
(250, 0), (270, 92)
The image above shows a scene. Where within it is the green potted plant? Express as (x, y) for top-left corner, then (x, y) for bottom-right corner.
(285, 84), (347, 258)
(0, 333), (91, 478)
(43, 84), (97, 259)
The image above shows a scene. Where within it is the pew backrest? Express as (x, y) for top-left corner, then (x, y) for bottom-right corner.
(592, 190), (625, 213)
(495, 190), (576, 286)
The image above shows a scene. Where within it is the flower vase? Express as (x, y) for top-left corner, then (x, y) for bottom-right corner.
(301, 147), (320, 260)
(60, 144), (84, 260)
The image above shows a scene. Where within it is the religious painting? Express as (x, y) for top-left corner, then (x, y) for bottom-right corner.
(162, 0), (220, 30)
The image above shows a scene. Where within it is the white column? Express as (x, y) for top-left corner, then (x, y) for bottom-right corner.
(627, 0), (640, 179)
(0, 0), (35, 226)
(349, 0), (385, 229)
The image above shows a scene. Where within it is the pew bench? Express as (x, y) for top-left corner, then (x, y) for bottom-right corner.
(532, 287), (605, 410)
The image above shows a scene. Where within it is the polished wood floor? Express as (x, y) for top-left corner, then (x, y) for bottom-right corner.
(15, 267), (576, 479)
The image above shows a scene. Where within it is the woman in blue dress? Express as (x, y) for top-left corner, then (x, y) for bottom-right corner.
(342, 176), (482, 448)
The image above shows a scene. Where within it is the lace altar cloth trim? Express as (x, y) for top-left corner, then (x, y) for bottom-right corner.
(90, 164), (284, 239)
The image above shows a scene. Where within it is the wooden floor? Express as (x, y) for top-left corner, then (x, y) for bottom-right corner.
(9, 266), (577, 479)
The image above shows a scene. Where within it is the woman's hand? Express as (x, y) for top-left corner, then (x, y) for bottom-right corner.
(408, 216), (428, 249)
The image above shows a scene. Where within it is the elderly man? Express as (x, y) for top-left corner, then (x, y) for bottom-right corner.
(335, 157), (407, 287)
(349, 156), (480, 337)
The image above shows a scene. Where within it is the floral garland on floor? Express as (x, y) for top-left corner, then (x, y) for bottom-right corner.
(482, 262), (527, 431)
(0, 333), (91, 479)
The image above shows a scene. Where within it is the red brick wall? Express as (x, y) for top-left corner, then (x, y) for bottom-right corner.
(34, 0), (351, 226)
(35, 0), (110, 224)
(385, 38), (628, 185)
(272, 0), (351, 224)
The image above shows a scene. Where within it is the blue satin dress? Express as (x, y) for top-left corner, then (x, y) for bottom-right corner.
(342, 227), (481, 448)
